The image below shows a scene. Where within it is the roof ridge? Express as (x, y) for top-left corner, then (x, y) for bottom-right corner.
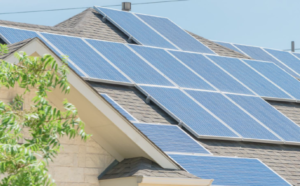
(54, 8), (93, 28)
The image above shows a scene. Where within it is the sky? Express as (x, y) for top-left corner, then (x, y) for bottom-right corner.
(0, 0), (299, 51)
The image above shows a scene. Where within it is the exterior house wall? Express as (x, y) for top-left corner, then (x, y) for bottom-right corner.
(0, 86), (115, 186)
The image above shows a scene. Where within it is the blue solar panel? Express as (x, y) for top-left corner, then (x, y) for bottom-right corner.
(95, 7), (176, 49)
(86, 39), (173, 86)
(170, 154), (290, 186)
(41, 33), (130, 82)
(138, 86), (239, 138)
(130, 45), (215, 90)
(244, 60), (300, 100)
(134, 123), (210, 154)
(186, 90), (280, 141)
(136, 14), (214, 54)
(292, 52), (300, 61)
(208, 55), (292, 99)
(227, 94), (300, 143)
(234, 44), (300, 78)
(101, 94), (136, 122)
(0, 26), (39, 44)
(0, 26), (86, 77)
(264, 49), (300, 78)
(215, 41), (244, 54)
(170, 51), (253, 95)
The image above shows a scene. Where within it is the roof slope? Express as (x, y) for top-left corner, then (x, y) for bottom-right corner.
(99, 157), (199, 180)
(0, 38), (34, 59)
(199, 139), (300, 186)
(90, 82), (176, 124)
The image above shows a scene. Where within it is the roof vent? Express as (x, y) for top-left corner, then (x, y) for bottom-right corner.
(122, 2), (131, 11)
(291, 41), (295, 52)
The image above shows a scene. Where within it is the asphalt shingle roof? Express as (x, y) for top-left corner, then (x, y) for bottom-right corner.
(99, 157), (200, 180)
(0, 38), (34, 59)
(1, 7), (299, 185)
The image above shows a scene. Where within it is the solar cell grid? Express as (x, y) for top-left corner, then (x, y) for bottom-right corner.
(264, 49), (300, 78)
(95, 7), (176, 49)
(244, 59), (300, 100)
(0, 26), (39, 44)
(234, 44), (300, 78)
(86, 39), (173, 86)
(186, 90), (281, 141)
(136, 13), (214, 54)
(41, 33), (131, 83)
(208, 55), (292, 99)
(170, 50), (254, 95)
(130, 45), (215, 90)
(170, 154), (291, 186)
(134, 123), (210, 154)
(227, 94), (300, 143)
(138, 86), (239, 138)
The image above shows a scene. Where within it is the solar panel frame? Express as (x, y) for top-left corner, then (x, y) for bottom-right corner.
(41, 32), (132, 84)
(169, 50), (255, 95)
(264, 48), (300, 78)
(85, 39), (174, 86)
(215, 41), (246, 54)
(208, 55), (293, 100)
(94, 6), (177, 50)
(186, 90), (282, 142)
(135, 13), (215, 54)
(169, 154), (292, 186)
(137, 85), (241, 140)
(129, 45), (216, 90)
(243, 59), (300, 100)
(227, 94), (300, 143)
(101, 93), (137, 122)
(134, 123), (212, 155)
(234, 44), (300, 78)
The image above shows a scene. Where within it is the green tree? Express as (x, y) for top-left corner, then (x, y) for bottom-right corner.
(0, 44), (90, 186)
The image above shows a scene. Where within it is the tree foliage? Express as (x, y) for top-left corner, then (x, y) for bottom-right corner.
(0, 44), (90, 186)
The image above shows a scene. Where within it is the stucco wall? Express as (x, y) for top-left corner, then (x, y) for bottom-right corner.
(0, 86), (115, 186)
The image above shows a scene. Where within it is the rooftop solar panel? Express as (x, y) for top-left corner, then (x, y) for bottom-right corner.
(170, 154), (291, 186)
(101, 93), (137, 122)
(134, 123), (210, 154)
(136, 14), (214, 54)
(208, 55), (292, 100)
(227, 94), (300, 143)
(215, 41), (244, 54)
(186, 90), (281, 142)
(41, 33), (131, 83)
(85, 39), (173, 86)
(138, 86), (239, 139)
(94, 7), (176, 49)
(264, 49), (300, 78)
(0, 26), (87, 77)
(169, 51), (254, 95)
(130, 45), (215, 90)
(234, 44), (300, 78)
(244, 60), (300, 100)
(0, 26), (39, 44)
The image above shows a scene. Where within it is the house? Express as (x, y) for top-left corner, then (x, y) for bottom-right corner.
(0, 4), (300, 186)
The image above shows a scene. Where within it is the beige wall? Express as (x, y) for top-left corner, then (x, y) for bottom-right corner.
(0, 86), (115, 186)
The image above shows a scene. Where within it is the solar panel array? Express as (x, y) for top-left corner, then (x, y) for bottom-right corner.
(217, 41), (300, 79)
(0, 7), (296, 185)
(1, 25), (300, 145)
(94, 7), (215, 54)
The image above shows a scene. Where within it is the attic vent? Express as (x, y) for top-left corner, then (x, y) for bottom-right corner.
(122, 2), (131, 11)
